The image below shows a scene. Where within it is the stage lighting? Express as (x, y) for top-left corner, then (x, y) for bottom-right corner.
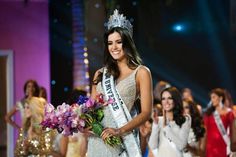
(173, 24), (184, 32)
(51, 80), (56, 85)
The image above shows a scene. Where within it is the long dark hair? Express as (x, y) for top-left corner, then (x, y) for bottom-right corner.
(94, 27), (142, 84)
(161, 87), (186, 127)
(205, 88), (225, 116)
(184, 99), (205, 141)
(23, 79), (40, 98)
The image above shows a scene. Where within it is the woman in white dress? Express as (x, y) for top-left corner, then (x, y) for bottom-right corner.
(149, 87), (191, 157)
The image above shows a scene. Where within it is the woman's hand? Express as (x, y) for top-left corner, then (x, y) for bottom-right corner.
(163, 109), (166, 127)
(140, 123), (151, 138)
(81, 126), (93, 137)
(152, 109), (159, 124)
(101, 128), (121, 140)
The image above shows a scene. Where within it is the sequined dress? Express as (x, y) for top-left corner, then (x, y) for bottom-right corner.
(87, 66), (141, 157)
(14, 128), (55, 157)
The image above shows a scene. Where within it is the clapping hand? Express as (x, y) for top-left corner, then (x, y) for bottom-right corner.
(152, 108), (159, 124)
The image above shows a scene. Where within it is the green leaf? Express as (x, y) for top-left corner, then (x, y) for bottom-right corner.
(96, 109), (104, 122)
(92, 122), (103, 136)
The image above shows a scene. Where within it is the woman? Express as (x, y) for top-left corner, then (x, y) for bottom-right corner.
(148, 87), (191, 157)
(86, 10), (153, 157)
(204, 88), (235, 157)
(14, 97), (55, 156)
(5, 79), (39, 129)
(183, 99), (205, 157)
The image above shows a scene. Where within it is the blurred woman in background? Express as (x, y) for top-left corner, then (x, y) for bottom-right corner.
(5, 79), (39, 129)
(204, 88), (234, 157)
(149, 87), (191, 157)
(183, 99), (205, 157)
(14, 97), (56, 156)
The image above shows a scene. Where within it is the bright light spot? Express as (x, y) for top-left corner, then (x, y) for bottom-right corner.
(85, 72), (90, 78)
(173, 24), (185, 32)
(86, 85), (90, 90)
(51, 80), (56, 85)
(83, 47), (88, 51)
(84, 52), (88, 57)
(84, 59), (89, 64)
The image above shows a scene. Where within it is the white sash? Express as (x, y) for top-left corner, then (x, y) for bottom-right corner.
(164, 135), (183, 157)
(162, 119), (183, 157)
(213, 110), (231, 155)
(102, 68), (142, 157)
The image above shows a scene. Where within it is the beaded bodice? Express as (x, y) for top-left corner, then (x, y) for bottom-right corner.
(96, 66), (141, 111)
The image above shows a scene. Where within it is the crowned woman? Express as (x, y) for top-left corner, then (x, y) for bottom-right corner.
(85, 9), (153, 157)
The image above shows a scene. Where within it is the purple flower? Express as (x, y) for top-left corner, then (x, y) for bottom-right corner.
(77, 95), (89, 105)
(41, 93), (117, 143)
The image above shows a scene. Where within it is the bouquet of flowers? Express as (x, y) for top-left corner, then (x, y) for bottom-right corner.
(41, 94), (122, 147)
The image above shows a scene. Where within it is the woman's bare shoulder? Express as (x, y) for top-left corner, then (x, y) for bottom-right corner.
(136, 65), (152, 77)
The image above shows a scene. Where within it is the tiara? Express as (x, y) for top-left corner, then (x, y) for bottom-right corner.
(107, 9), (133, 36)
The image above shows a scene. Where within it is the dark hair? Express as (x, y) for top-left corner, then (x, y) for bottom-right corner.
(161, 87), (186, 127)
(23, 79), (39, 97)
(154, 80), (170, 103)
(184, 99), (205, 141)
(205, 88), (225, 116)
(39, 86), (47, 100)
(94, 27), (142, 84)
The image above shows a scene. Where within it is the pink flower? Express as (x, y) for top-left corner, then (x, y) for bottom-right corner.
(79, 119), (85, 127)
(85, 99), (95, 108)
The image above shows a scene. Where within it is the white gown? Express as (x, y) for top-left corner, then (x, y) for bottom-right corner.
(149, 116), (191, 157)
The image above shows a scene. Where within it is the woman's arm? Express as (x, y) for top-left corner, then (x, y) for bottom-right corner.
(51, 136), (68, 157)
(101, 66), (153, 139)
(163, 115), (191, 150)
(148, 122), (160, 150)
(79, 134), (88, 157)
(186, 136), (205, 157)
(5, 105), (21, 129)
(198, 132), (206, 157)
(230, 118), (236, 151)
(90, 69), (100, 99)
(59, 136), (68, 157)
(148, 109), (160, 150)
